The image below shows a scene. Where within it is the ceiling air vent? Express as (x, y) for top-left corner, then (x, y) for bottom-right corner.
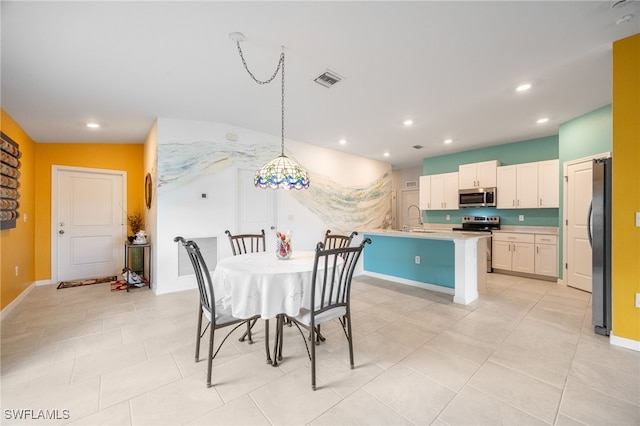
(314, 70), (343, 88)
(405, 181), (418, 188)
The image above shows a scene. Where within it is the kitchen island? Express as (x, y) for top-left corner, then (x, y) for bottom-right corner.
(362, 230), (488, 305)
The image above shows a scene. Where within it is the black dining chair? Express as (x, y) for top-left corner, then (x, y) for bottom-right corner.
(323, 229), (358, 250)
(225, 229), (266, 256)
(174, 236), (260, 388)
(285, 237), (371, 390)
(224, 229), (266, 344)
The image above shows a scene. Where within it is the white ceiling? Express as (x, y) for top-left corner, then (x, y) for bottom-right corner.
(2, 1), (639, 169)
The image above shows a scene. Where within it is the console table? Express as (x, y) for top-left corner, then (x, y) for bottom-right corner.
(123, 242), (151, 291)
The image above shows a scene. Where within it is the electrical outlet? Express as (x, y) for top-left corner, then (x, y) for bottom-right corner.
(636, 293), (640, 308)
(518, 215), (525, 222)
(446, 214), (451, 221)
(23, 214), (27, 223)
(636, 212), (640, 227)
(415, 256), (421, 265)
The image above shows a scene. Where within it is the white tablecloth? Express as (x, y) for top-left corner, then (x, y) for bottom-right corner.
(212, 251), (340, 319)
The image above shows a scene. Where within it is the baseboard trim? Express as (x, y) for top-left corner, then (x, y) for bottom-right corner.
(610, 332), (640, 352)
(361, 271), (454, 295)
(1, 282), (35, 320)
(36, 279), (56, 286)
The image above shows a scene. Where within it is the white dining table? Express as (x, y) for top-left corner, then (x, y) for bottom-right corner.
(211, 250), (343, 366)
(212, 250), (340, 319)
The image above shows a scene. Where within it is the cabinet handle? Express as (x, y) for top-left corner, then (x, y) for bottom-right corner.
(517, 200), (520, 206)
(512, 200), (515, 207)
(536, 246), (539, 254)
(540, 198), (543, 206)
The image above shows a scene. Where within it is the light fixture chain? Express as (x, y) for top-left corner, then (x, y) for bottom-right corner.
(280, 52), (285, 156)
(235, 41), (283, 85)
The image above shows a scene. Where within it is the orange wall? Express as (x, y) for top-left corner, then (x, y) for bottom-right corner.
(612, 33), (640, 342)
(1, 110), (36, 310)
(35, 143), (145, 281)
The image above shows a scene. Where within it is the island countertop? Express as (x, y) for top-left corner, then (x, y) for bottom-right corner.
(362, 229), (490, 241)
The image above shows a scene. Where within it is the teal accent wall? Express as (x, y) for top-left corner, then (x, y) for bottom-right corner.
(421, 135), (560, 227)
(424, 208), (559, 227)
(422, 135), (559, 175)
(557, 104), (612, 279)
(559, 105), (612, 162)
(364, 234), (455, 288)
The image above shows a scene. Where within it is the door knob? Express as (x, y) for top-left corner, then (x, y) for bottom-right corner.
(59, 230), (65, 234)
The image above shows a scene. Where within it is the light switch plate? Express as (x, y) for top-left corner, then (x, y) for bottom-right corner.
(518, 215), (524, 222)
(636, 293), (640, 308)
(636, 212), (640, 227)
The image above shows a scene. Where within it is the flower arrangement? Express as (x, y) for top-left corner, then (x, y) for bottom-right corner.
(275, 230), (292, 260)
(127, 209), (144, 235)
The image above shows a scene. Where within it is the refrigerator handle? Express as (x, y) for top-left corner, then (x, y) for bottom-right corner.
(587, 200), (593, 248)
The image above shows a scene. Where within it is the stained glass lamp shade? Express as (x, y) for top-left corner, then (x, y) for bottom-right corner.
(254, 154), (310, 190)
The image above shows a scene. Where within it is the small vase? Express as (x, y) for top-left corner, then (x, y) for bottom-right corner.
(275, 230), (292, 260)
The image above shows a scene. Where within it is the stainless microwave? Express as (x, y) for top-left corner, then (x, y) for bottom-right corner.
(459, 187), (497, 207)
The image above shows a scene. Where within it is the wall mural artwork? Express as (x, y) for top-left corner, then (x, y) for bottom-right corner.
(293, 170), (392, 230)
(158, 139), (391, 230)
(158, 140), (265, 187)
(1, 132), (21, 230)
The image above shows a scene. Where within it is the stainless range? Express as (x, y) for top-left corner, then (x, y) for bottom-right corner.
(452, 216), (500, 272)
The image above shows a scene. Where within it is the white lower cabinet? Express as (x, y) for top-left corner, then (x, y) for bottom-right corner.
(492, 233), (535, 274)
(535, 234), (558, 277)
(492, 232), (557, 277)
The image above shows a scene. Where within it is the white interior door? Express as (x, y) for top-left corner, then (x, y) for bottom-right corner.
(566, 161), (593, 292)
(55, 167), (126, 281)
(399, 189), (420, 230)
(237, 168), (277, 248)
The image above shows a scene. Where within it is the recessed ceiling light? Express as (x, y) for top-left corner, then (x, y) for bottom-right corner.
(339, 139), (347, 145)
(444, 139), (453, 144)
(403, 119), (414, 126)
(516, 83), (532, 92)
(86, 122), (100, 129)
(537, 117), (549, 124)
(383, 152), (390, 157)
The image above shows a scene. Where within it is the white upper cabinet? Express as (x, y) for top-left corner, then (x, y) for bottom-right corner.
(538, 159), (560, 208)
(458, 160), (499, 189)
(421, 172), (458, 210)
(515, 162), (539, 208)
(496, 165), (517, 209)
(419, 175), (431, 210)
(496, 159), (559, 209)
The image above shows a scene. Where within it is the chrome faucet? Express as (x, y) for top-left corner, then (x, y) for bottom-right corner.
(407, 204), (422, 226)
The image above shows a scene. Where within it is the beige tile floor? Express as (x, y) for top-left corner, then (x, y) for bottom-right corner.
(1, 273), (639, 425)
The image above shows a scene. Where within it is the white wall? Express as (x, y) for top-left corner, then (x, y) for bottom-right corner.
(150, 117), (392, 294)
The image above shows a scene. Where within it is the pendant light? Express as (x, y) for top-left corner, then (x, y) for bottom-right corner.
(230, 32), (310, 190)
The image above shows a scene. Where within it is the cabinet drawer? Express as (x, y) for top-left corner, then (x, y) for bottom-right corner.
(492, 233), (534, 244)
(535, 234), (557, 245)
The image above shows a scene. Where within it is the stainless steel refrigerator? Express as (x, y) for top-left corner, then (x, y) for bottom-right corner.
(588, 157), (612, 336)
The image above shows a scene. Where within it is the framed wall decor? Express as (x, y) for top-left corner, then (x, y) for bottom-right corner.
(145, 172), (152, 210)
(1, 132), (21, 230)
